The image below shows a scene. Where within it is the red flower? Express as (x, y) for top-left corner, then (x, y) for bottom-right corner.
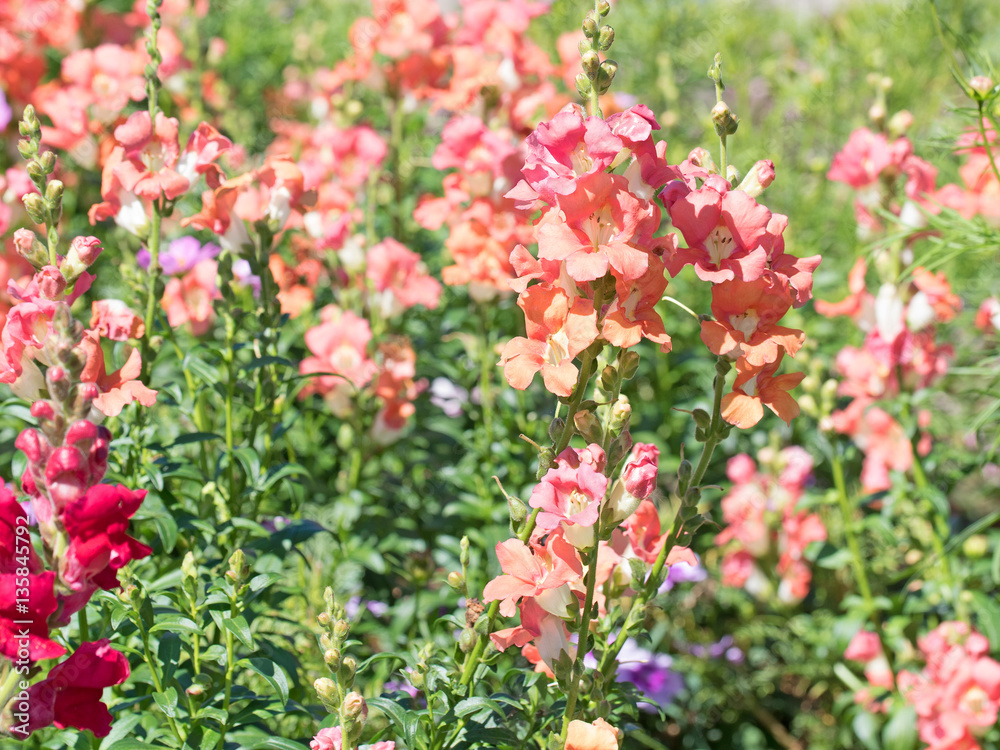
(61, 484), (151, 591)
(25, 639), (130, 737)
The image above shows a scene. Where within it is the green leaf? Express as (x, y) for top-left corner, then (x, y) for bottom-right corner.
(104, 741), (163, 750)
(198, 729), (223, 750)
(970, 591), (1000, 645)
(223, 615), (255, 650)
(248, 740), (310, 750)
(153, 688), (178, 718)
(852, 711), (881, 750)
(367, 696), (413, 733)
(98, 715), (143, 750)
(157, 635), (181, 686)
(170, 432), (224, 447)
(454, 696), (505, 720)
(883, 704), (918, 750)
(246, 658), (290, 705)
(150, 616), (203, 637)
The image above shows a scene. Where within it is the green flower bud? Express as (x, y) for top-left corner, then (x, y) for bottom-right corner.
(597, 0), (610, 16)
(314, 677), (338, 705)
(548, 417), (566, 442)
(597, 60), (617, 94)
(581, 50), (601, 77)
(447, 571), (465, 590)
(575, 73), (593, 100)
(600, 364), (618, 392)
(619, 350), (640, 379)
(598, 26), (615, 51)
(692, 409), (711, 430)
(582, 13), (598, 37)
(22, 193), (46, 224)
(712, 101), (739, 136)
(459, 535), (470, 567)
(574, 409), (603, 444)
(333, 619), (350, 641)
(459, 628), (477, 653)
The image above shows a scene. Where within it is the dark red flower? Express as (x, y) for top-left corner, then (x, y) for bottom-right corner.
(26, 639), (130, 737)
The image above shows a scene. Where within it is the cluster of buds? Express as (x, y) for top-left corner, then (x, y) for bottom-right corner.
(313, 588), (376, 750)
(575, 0), (617, 104)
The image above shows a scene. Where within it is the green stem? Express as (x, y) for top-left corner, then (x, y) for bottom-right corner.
(976, 102), (1000, 187)
(691, 360), (728, 487)
(78, 605), (89, 643)
(559, 542), (600, 742)
(139, 616), (185, 742)
(831, 447), (875, 605)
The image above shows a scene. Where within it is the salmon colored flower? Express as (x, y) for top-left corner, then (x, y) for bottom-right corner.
(721, 354), (805, 428)
(483, 534), (582, 618)
(499, 285), (598, 397)
(602, 250), (672, 352)
(565, 718), (620, 750)
(663, 175), (774, 283)
(700, 275), (804, 366)
(161, 259), (219, 335)
(79, 333), (157, 417)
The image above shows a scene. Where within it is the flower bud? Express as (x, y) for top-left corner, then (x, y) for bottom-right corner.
(45, 179), (63, 205)
(15, 428), (46, 463)
(64, 236), (103, 280)
(582, 12), (598, 37)
(182, 551), (198, 582)
(597, 0), (610, 15)
(339, 656), (357, 684)
(342, 691), (367, 723)
(619, 350), (640, 380)
(711, 101), (739, 136)
(38, 151), (56, 174)
(609, 397), (631, 434)
(22, 193), (46, 224)
(226, 549), (249, 586)
(581, 50), (601, 77)
(600, 365), (618, 392)
(313, 677), (338, 705)
(575, 73), (592, 99)
(574, 409), (603, 444)
(13, 228), (47, 267)
(887, 109), (914, 137)
(317, 611), (331, 626)
(320, 633), (334, 652)
(622, 443), (659, 500)
(597, 60), (617, 94)
(970, 76), (995, 99)
(459, 627), (477, 653)
(737, 159), (775, 198)
(333, 619), (350, 640)
(30, 400), (56, 421)
(548, 417), (566, 442)
(459, 535), (470, 567)
(324, 648), (341, 668)
(447, 571), (465, 590)
(37, 266), (67, 300)
(597, 26), (614, 51)
(692, 409), (711, 430)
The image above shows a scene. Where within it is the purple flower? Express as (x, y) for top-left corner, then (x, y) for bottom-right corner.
(616, 638), (684, 711)
(233, 259), (261, 296)
(345, 596), (389, 619)
(0, 89), (11, 131)
(658, 553), (708, 593)
(138, 236), (220, 275)
(429, 378), (469, 417)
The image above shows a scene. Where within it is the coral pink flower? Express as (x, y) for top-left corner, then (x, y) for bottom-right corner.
(111, 111), (189, 200)
(622, 443), (659, 500)
(845, 630), (894, 691)
(529, 445), (609, 548)
(566, 718), (620, 750)
(25, 639), (130, 737)
(975, 297), (1000, 332)
(162, 259), (219, 335)
(366, 238), (442, 317)
(79, 333), (158, 417)
(535, 172), (655, 283)
(827, 128), (911, 190)
(664, 175), (774, 283)
(300, 308), (378, 416)
(700, 275), (804, 366)
(602, 250), (672, 352)
(721, 354), (805, 428)
(500, 285), (598, 396)
(815, 257), (873, 324)
(90, 300), (145, 342)
(483, 534), (583, 618)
